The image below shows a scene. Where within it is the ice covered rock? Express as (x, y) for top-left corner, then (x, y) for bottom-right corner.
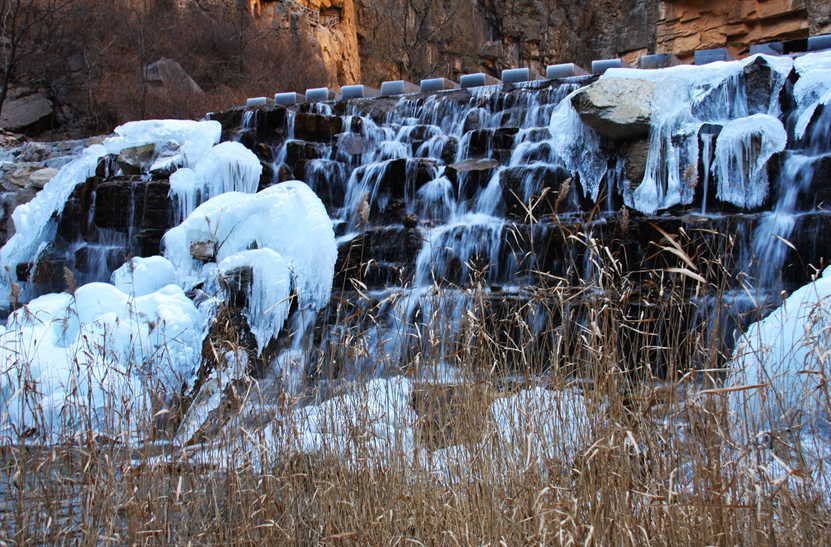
(103, 119), (220, 165)
(600, 54), (793, 214)
(116, 143), (155, 175)
(0, 281), (202, 436)
(0, 119), (221, 294)
(164, 181), (336, 349)
(793, 50), (831, 141)
(217, 249), (292, 353)
(168, 141), (261, 220)
(570, 78), (656, 141)
(713, 114), (787, 209)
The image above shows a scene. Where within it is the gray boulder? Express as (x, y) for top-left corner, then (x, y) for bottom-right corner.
(571, 78), (655, 141)
(0, 94), (54, 134)
(146, 58), (203, 96)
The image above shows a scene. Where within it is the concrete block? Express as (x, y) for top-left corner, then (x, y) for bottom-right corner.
(420, 78), (459, 92)
(501, 67), (545, 84)
(545, 63), (589, 79)
(591, 59), (632, 75)
(380, 80), (420, 96)
(808, 34), (831, 52)
(341, 85), (381, 100)
(639, 53), (683, 69)
(305, 87), (341, 102)
(694, 48), (736, 65)
(246, 97), (267, 107)
(750, 42), (784, 56)
(459, 73), (502, 88)
(274, 92), (305, 105)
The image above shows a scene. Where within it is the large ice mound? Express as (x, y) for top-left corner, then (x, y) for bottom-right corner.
(164, 180), (336, 350)
(0, 281), (202, 437)
(729, 265), (831, 436)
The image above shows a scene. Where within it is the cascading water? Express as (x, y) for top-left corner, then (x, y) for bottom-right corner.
(3, 52), (831, 439)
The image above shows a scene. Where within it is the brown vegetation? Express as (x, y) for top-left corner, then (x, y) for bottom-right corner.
(2, 0), (329, 138)
(1, 222), (830, 545)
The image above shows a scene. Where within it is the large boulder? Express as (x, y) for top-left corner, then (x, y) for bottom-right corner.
(571, 78), (655, 141)
(0, 94), (54, 134)
(145, 57), (203, 96)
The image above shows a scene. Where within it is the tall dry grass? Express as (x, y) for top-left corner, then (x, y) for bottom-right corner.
(1, 221), (829, 546)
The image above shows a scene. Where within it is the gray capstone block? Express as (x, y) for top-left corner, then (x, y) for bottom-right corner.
(808, 35), (831, 52)
(750, 42), (784, 56)
(380, 80), (420, 96)
(694, 48), (736, 65)
(591, 59), (632, 75)
(459, 73), (502, 88)
(501, 68), (544, 84)
(546, 63), (589, 79)
(246, 97), (267, 107)
(639, 53), (683, 69)
(342, 85), (381, 100)
(306, 87), (341, 102)
(274, 92), (305, 105)
(420, 78), (459, 92)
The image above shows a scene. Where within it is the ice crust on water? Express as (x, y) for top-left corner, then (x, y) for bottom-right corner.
(0, 282), (202, 436)
(168, 141), (262, 220)
(793, 50), (831, 140)
(603, 55), (793, 214)
(164, 181), (336, 348)
(713, 114), (787, 209)
(217, 250), (292, 353)
(111, 256), (177, 297)
(260, 377), (590, 475)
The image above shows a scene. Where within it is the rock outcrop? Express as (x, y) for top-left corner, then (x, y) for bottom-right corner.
(656, 0), (816, 62)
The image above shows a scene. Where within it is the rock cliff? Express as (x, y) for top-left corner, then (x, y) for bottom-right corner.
(179, 0), (829, 90)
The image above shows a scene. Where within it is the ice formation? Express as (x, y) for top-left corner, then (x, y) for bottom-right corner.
(729, 265), (831, 436)
(603, 54), (793, 214)
(0, 119), (222, 291)
(164, 181), (336, 350)
(103, 119), (221, 165)
(0, 282), (202, 437)
(111, 256), (177, 297)
(712, 114), (787, 209)
(217, 249), (292, 353)
(793, 50), (831, 140)
(168, 140), (262, 220)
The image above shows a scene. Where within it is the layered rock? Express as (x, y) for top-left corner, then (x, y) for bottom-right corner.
(656, 0), (813, 62)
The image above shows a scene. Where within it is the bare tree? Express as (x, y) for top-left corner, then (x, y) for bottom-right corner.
(0, 0), (77, 115)
(369, 0), (467, 83)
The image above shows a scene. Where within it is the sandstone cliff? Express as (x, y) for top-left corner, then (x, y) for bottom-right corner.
(181, 0), (829, 90)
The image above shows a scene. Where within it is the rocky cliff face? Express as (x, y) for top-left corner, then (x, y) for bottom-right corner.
(188, 0), (829, 90)
(656, 0), (824, 62)
(254, 0), (361, 85)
